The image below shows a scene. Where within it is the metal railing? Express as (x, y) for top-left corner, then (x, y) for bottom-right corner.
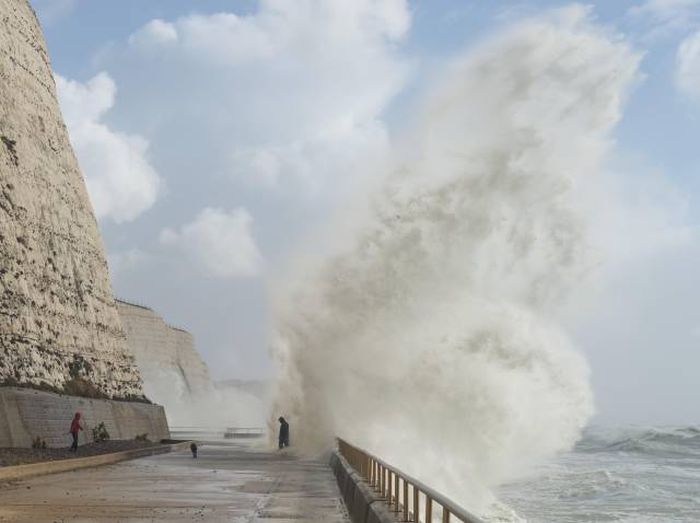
(337, 438), (483, 523)
(224, 427), (264, 439)
(169, 426), (265, 440)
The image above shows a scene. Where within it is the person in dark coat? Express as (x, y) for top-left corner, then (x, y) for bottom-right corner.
(69, 412), (83, 452)
(190, 442), (198, 458)
(278, 417), (290, 449)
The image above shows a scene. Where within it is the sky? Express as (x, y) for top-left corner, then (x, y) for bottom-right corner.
(31, 0), (700, 425)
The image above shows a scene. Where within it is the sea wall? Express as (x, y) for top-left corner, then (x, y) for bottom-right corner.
(0, 0), (143, 398)
(116, 301), (212, 405)
(329, 451), (397, 523)
(0, 387), (169, 448)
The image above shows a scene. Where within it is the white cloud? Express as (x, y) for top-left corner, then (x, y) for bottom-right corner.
(128, 19), (178, 48)
(677, 29), (700, 100)
(627, 0), (700, 40)
(55, 72), (162, 223)
(121, 0), (410, 196)
(229, 121), (390, 190)
(108, 248), (149, 274)
(159, 207), (263, 278)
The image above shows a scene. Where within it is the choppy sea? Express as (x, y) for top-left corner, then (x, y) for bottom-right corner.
(496, 425), (700, 522)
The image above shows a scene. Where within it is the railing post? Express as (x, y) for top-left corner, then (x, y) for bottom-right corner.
(425, 496), (432, 523)
(413, 486), (420, 523)
(388, 470), (393, 506)
(386, 468), (390, 500)
(403, 479), (409, 521)
(380, 465), (385, 497)
(442, 507), (450, 523)
(394, 473), (400, 512)
(386, 469), (391, 501)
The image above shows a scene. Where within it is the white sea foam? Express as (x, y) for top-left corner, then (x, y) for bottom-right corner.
(271, 6), (640, 513)
(499, 425), (700, 521)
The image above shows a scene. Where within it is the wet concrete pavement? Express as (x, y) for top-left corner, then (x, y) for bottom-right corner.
(0, 440), (350, 522)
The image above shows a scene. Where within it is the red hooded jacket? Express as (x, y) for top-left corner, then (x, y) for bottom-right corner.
(70, 413), (82, 434)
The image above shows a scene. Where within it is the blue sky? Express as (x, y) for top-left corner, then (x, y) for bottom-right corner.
(32, 0), (700, 424)
(39, 1), (700, 199)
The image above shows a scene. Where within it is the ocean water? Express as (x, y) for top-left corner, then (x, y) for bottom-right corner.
(497, 426), (700, 522)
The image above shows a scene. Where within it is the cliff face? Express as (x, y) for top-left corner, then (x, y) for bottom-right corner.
(117, 300), (270, 427)
(0, 0), (143, 398)
(172, 327), (211, 395)
(116, 301), (212, 404)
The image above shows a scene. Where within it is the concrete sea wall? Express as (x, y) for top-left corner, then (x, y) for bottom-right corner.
(329, 451), (396, 523)
(0, 387), (169, 448)
(0, 0), (143, 399)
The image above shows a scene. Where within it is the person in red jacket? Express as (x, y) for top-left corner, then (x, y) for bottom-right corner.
(69, 412), (83, 452)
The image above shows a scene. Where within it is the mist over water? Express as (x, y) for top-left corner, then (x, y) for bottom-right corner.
(142, 370), (268, 428)
(272, 7), (640, 514)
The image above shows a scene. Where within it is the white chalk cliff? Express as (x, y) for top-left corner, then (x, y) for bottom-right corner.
(117, 301), (212, 411)
(0, 0), (143, 399)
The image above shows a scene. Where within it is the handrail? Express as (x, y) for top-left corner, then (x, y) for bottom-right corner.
(224, 427), (265, 438)
(226, 427), (264, 433)
(337, 438), (484, 523)
(169, 426), (265, 433)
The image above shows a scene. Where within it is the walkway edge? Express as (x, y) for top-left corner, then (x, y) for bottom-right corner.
(0, 441), (193, 482)
(330, 450), (397, 523)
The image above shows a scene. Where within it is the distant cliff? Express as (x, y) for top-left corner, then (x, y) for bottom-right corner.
(117, 300), (268, 427)
(116, 300), (212, 405)
(0, 0), (143, 399)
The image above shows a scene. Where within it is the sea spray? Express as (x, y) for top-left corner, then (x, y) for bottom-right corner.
(271, 6), (640, 514)
(142, 368), (268, 428)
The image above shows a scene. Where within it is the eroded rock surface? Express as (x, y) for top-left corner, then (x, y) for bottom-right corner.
(0, 0), (143, 398)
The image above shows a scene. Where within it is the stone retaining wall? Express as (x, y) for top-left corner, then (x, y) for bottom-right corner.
(0, 387), (169, 448)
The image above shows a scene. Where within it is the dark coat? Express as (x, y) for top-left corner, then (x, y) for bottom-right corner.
(279, 419), (290, 443)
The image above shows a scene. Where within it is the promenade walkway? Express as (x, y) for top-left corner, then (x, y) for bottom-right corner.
(0, 440), (349, 522)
